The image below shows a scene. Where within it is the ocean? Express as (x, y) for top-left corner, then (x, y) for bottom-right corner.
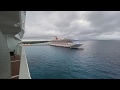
(24, 40), (120, 79)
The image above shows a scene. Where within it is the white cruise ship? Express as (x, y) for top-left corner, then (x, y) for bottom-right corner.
(50, 36), (83, 49)
(0, 11), (31, 79)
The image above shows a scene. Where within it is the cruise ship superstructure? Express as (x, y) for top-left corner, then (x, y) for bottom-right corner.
(0, 11), (31, 79)
(50, 36), (82, 49)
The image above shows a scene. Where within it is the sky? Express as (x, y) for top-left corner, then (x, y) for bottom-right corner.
(23, 11), (120, 41)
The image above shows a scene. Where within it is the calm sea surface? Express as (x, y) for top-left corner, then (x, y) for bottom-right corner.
(24, 40), (120, 79)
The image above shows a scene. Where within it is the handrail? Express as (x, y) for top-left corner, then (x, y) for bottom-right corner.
(19, 47), (31, 79)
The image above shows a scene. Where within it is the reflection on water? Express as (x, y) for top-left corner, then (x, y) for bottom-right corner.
(78, 48), (84, 50)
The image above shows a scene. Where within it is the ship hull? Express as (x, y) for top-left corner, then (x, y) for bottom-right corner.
(49, 43), (82, 49)
(70, 44), (83, 49)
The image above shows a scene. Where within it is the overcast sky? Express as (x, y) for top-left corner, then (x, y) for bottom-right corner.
(23, 11), (120, 41)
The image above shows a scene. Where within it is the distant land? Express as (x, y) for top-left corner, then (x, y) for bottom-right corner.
(22, 39), (120, 44)
(22, 41), (50, 44)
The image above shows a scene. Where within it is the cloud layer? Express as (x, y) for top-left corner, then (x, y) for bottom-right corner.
(23, 11), (120, 41)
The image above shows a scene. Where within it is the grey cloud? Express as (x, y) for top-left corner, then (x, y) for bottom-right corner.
(23, 11), (120, 41)
(54, 11), (80, 28)
(85, 11), (120, 35)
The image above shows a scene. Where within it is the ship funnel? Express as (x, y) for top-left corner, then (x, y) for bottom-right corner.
(54, 36), (58, 40)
